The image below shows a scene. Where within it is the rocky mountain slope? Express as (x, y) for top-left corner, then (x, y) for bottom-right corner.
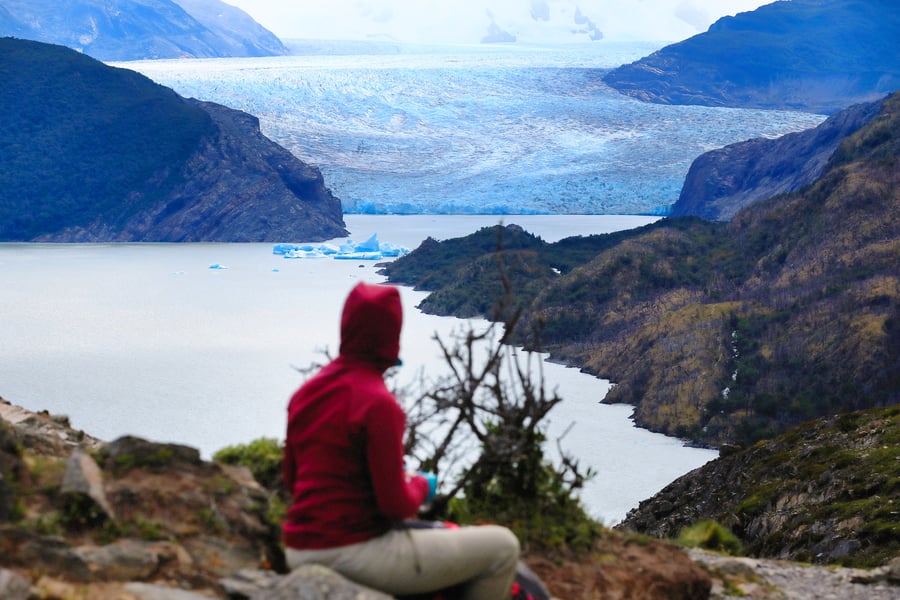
(382, 91), (900, 448)
(670, 96), (887, 220)
(0, 38), (346, 242)
(0, 0), (288, 61)
(0, 397), (712, 599)
(618, 405), (899, 569)
(603, 0), (900, 114)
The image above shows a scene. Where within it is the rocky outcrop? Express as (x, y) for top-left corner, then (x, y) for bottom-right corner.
(670, 96), (887, 221)
(1, 38), (347, 243)
(617, 406), (900, 569)
(0, 0), (289, 61)
(603, 0), (900, 114)
(0, 397), (713, 599)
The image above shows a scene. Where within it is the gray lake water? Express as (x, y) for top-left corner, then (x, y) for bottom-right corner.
(0, 214), (717, 524)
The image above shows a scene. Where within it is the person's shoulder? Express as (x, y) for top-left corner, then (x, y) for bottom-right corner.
(352, 380), (403, 420)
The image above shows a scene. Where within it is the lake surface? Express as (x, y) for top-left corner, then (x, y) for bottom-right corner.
(0, 215), (717, 524)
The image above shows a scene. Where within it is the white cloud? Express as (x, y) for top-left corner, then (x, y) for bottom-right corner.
(222, 0), (774, 43)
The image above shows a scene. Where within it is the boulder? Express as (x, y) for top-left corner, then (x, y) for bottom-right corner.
(74, 539), (161, 581)
(106, 436), (202, 471)
(0, 568), (30, 600)
(220, 565), (392, 600)
(61, 448), (116, 522)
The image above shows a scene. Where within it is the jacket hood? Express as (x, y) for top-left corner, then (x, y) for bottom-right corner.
(339, 282), (402, 370)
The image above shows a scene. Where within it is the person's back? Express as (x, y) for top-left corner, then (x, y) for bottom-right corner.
(284, 355), (423, 547)
(282, 282), (521, 599)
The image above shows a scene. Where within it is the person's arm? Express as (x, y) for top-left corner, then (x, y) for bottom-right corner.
(365, 399), (429, 520)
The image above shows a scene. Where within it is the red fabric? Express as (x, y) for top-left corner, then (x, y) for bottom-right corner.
(283, 282), (430, 550)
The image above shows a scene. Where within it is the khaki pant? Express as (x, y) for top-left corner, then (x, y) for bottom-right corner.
(286, 524), (520, 599)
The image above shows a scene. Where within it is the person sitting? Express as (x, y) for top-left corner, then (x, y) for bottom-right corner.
(282, 281), (521, 599)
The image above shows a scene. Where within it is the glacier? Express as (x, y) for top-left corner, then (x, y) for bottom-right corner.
(115, 43), (825, 215)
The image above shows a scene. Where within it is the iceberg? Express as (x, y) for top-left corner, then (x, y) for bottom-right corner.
(208, 263), (228, 269)
(275, 233), (409, 261)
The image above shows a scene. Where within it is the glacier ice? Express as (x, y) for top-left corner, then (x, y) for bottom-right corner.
(274, 233), (409, 260)
(121, 47), (825, 215)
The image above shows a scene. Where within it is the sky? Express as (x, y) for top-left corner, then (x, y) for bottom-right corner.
(223, 0), (775, 44)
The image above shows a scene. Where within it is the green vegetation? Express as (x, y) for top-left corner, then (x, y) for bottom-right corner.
(448, 457), (602, 553)
(0, 38), (215, 240)
(213, 437), (284, 492)
(214, 437), (288, 530)
(677, 520), (743, 556)
(394, 271), (603, 554)
(106, 447), (176, 475)
(622, 404), (899, 567)
(384, 92), (900, 448)
(701, 406), (897, 567)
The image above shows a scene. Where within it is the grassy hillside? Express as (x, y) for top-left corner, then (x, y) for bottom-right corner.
(620, 404), (900, 568)
(0, 38), (215, 240)
(383, 92), (900, 447)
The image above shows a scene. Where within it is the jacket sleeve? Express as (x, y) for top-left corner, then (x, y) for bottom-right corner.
(282, 444), (295, 496)
(365, 397), (429, 520)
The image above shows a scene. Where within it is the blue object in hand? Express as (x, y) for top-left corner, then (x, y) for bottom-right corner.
(418, 471), (438, 503)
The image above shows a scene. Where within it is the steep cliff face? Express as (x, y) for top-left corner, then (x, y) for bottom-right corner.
(0, 0), (288, 60)
(0, 38), (346, 242)
(670, 96), (886, 221)
(603, 0), (900, 114)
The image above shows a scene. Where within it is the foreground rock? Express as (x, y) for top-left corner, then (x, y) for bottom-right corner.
(690, 549), (900, 600)
(0, 398), (711, 598)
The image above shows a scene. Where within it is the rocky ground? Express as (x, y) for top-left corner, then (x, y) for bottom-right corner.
(688, 548), (900, 600)
(1, 398), (897, 599)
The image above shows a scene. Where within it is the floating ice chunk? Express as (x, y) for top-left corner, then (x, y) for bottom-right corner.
(354, 233), (380, 252)
(208, 263), (228, 269)
(273, 234), (408, 260)
(379, 242), (409, 257)
(273, 243), (300, 255)
(284, 249), (330, 258)
(333, 251), (383, 260)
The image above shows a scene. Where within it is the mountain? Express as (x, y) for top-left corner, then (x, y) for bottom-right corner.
(618, 404), (900, 568)
(0, 38), (346, 242)
(670, 96), (887, 220)
(382, 91), (900, 448)
(0, 0), (288, 61)
(603, 0), (900, 114)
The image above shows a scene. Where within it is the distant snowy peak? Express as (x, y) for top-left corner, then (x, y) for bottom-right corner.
(482, 2), (604, 43)
(284, 1), (768, 45)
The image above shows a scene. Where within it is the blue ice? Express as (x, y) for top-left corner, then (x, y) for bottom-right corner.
(274, 233), (409, 260)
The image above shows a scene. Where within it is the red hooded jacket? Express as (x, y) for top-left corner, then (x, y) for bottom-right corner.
(282, 282), (430, 549)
